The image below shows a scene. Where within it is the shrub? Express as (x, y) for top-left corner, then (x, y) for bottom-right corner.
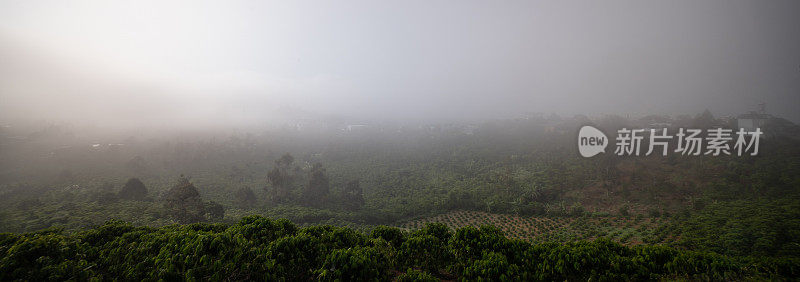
(265, 234), (322, 280)
(316, 246), (390, 281)
(462, 252), (520, 281)
(396, 268), (438, 282)
(399, 234), (450, 273)
(412, 222), (451, 243)
(371, 225), (406, 249)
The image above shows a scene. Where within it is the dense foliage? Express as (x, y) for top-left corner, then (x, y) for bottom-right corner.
(0, 217), (797, 281)
(672, 198), (800, 257)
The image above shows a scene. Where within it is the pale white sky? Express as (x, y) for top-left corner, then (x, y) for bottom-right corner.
(1, 0), (799, 127)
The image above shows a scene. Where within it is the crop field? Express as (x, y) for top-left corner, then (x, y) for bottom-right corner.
(399, 210), (672, 244)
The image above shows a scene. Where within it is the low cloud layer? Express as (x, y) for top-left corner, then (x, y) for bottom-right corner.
(1, 0), (799, 128)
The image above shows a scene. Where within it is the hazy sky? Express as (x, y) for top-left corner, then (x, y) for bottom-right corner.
(1, 0), (799, 127)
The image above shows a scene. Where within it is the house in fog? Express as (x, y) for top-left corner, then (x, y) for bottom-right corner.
(346, 124), (368, 132)
(737, 112), (771, 131)
(737, 103), (772, 131)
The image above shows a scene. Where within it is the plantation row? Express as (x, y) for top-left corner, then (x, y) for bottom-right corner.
(1, 216), (797, 281)
(400, 210), (670, 244)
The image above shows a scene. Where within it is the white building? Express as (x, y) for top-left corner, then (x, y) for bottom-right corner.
(737, 111), (770, 131)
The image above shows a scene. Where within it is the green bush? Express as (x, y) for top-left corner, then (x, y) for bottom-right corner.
(371, 225), (406, 249)
(399, 234), (450, 273)
(462, 252), (520, 281)
(316, 246), (390, 281)
(396, 268), (438, 282)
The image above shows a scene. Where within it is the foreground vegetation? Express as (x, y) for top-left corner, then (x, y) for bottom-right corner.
(1, 216), (798, 281)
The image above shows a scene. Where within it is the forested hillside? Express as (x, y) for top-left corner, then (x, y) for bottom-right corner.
(1, 114), (800, 279)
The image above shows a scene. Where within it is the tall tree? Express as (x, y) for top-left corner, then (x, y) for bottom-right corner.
(164, 175), (205, 223)
(118, 178), (147, 200)
(692, 109), (717, 129)
(266, 153), (295, 203)
(344, 179), (364, 209)
(276, 153), (294, 168)
(204, 201), (225, 220)
(235, 186), (257, 208)
(304, 162), (329, 205)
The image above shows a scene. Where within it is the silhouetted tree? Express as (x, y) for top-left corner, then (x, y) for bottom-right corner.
(692, 109), (717, 129)
(277, 153), (295, 168)
(204, 201), (225, 220)
(266, 153), (295, 203)
(164, 175), (205, 223)
(304, 162), (329, 205)
(118, 178), (147, 200)
(267, 169), (291, 202)
(235, 186), (257, 207)
(344, 179), (364, 209)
